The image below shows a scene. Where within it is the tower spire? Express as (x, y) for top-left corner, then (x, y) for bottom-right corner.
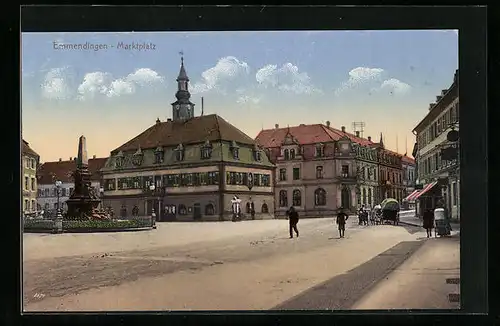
(379, 132), (384, 146)
(171, 52), (195, 121)
(177, 51), (188, 81)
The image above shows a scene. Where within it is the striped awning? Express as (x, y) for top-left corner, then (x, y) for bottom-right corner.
(413, 181), (439, 201)
(404, 189), (420, 201)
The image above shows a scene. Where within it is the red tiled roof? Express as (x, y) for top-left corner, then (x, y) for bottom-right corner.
(37, 158), (108, 184)
(112, 114), (255, 154)
(255, 123), (375, 148)
(22, 139), (39, 158)
(402, 155), (416, 164)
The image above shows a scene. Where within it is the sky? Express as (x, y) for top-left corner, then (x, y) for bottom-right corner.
(21, 30), (458, 162)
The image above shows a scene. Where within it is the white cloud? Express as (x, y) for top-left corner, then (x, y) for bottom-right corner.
(255, 63), (321, 94)
(77, 68), (164, 100)
(334, 67), (384, 96)
(236, 95), (261, 105)
(378, 78), (411, 95)
(125, 68), (164, 86)
(77, 71), (113, 100)
(190, 56), (250, 95)
(41, 67), (73, 100)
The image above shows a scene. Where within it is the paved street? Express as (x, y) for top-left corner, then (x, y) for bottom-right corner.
(23, 218), (459, 311)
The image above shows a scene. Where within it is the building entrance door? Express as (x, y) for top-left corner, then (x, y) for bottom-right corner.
(147, 199), (162, 221)
(341, 187), (350, 210)
(193, 203), (202, 220)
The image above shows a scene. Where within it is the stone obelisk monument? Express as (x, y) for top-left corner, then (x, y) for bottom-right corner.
(65, 135), (101, 220)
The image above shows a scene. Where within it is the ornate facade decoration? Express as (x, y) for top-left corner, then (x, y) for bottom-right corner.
(132, 146), (144, 166)
(154, 145), (164, 164)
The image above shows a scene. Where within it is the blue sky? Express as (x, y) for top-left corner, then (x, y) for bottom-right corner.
(21, 30), (458, 161)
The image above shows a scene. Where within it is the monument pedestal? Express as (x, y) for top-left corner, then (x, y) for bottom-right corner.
(64, 135), (106, 220)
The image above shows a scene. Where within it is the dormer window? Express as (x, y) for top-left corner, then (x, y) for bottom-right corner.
(154, 145), (164, 164)
(253, 144), (262, 161)
(132, 147), (144, 166)
(315, 144), (325, 157)
(176, 144), (185, 161)
(230, 141), (239, 160)
(201, 140), (212, 159)
(115, 151), (125, 168)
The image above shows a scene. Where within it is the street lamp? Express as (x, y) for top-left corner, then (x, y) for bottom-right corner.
(54, 180), (63, 233)
(99, 187), (104, 210)
(149, 184), (157, 228)
(55, 180), (62, 215)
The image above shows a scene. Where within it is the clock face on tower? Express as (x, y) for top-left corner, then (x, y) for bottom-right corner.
(175, 105), (180, 111)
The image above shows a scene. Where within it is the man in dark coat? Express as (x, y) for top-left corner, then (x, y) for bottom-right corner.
(336, 207), (349, 238)
(287, 206), (299, 239)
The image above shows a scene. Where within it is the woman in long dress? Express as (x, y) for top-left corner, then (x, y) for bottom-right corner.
(422, 209), (435, 238)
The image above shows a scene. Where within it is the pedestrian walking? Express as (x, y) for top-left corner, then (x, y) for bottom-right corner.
(358, 206), (364, 225)
(422, 208), (435, 238)
(336, 207), (349, 238)
(362, 209), (369, 225)
(287, 206), (299, 239)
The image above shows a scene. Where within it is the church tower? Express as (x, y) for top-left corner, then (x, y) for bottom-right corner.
(171, 55), (195, 121)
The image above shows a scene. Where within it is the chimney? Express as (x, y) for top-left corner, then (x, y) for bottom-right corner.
(156, 117), (161, 124)
(326, 121), (331, 127)
(341, 126), (346, 133)
(436, 95), (442, 102)
(355, 131), (360, 137)
(92, 155), (96, 159)
(275, 124), (279, 129)
(69, 157), (72, 161)
(167, 118), (172, 122)
(368, 136), (372, 141)
(59, 158), (62, 162)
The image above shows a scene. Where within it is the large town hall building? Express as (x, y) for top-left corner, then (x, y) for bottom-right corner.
(101, 58), (275, 221)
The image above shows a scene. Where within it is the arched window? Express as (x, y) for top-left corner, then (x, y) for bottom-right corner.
(314, 188), (326, 206)
(293, 189), (301, 206)
(368, 188), (372, 206)
(290, 149), (296, 159)
(341, 187), (350, 209)
(261, 203), (269, 213)
(178, 204), (187, 215)
(284, 149), (290, 160)
(362, 188), (367, 205)
(246, 202), (251, 213)
(279, 190), (288, 207)
(205, 203), (215, 215)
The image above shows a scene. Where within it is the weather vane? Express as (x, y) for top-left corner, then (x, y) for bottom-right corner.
(179, 50), (184, 63)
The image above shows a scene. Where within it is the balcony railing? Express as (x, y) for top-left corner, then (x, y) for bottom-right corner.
(338, 173), (356, 180)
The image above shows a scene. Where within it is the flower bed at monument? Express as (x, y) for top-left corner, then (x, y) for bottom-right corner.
(23, 216), (154, 233)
